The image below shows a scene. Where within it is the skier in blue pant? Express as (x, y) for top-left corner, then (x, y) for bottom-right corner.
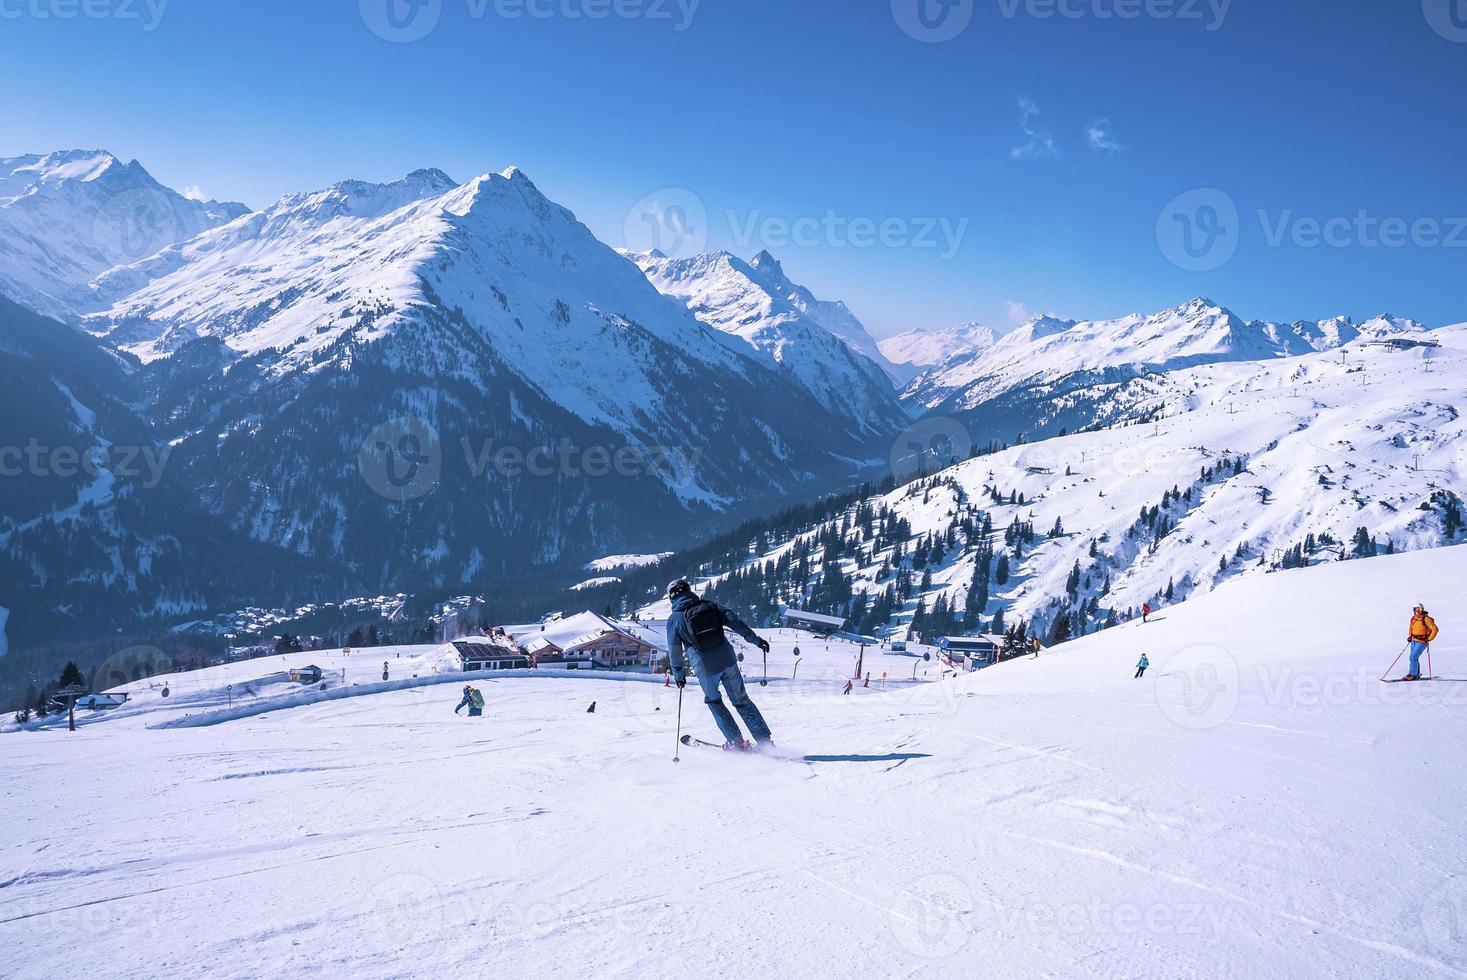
(665, 578), (773, 751)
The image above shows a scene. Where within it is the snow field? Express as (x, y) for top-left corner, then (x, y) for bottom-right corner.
(4, 547), (1466, 977)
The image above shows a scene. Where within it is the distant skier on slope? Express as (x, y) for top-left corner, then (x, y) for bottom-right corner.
(665, 579), (773, 751)
(1401, 604), (1439, 681)
(1134, 654), (1149, 679)
(1142, 602), (1152, 624)
(454, 685), (485, 717)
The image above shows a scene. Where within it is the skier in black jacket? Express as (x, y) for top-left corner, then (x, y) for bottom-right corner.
(665, 579), (772, 750)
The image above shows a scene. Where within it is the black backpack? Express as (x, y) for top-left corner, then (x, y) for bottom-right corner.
(684, 600), (727, 653)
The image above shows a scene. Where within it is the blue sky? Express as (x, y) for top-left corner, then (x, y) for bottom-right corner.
(2, 0), (1464, 335)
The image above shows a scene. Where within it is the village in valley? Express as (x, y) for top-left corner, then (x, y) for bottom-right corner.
(22, 593), (1014, 731)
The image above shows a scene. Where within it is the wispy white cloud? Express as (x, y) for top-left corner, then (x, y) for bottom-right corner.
(1085, 118), (1123, 154)
(1005, 299), (1031, 325)
(1011, 97), (1060, 161)
(181, 185), (208, 201)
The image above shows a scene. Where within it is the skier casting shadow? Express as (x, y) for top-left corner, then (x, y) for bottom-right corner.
(665, 578), (773, 751)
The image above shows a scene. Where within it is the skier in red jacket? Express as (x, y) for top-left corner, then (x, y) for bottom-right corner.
(1142, 602), (1152, 623)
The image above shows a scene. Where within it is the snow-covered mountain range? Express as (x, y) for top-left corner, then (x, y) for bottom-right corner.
(902, 298), (1430, 444)
(0, 150), (246, 321)
(878, 320), (998, 383)
(0, 152), (911, 653)
(627, 249), (907, 433)
(614, 323), (1462, 646)
(0, 146), (1459, 669)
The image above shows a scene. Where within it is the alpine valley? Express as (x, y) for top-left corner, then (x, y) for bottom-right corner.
(1, 150), (1463, 707)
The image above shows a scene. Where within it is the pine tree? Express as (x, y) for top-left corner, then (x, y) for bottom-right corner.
(58, 662), (85, 689)
(995, 553), (1010, 585)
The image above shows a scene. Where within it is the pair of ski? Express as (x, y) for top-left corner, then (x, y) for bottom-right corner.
(679, 734), (801, 762)
(1381, 676), (1438, 683)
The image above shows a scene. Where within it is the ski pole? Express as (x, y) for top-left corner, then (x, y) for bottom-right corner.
(1427, 644), (1433, 680)
(1379, 642), (1409, 682)
(673, 683), (684, 764)
(761, 648), (768, 687)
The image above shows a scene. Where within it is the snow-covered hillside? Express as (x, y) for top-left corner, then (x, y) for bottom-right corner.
(585, 553), (675, 573)
(0, 150), (246, 321)
(878, 320), (998, 383)
(629, 249), (907, 432)
(5, 546), (1465, 977)
(904, 298), (1430, 441)
(643, 326), (1466, 645)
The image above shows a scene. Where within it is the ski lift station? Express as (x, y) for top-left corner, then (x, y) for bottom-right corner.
(780, 608), (846, 635)
(937, 635), (1003, 671)
(75, 693), (128, 710)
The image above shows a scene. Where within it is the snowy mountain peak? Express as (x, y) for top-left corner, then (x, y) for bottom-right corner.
(879, 321), (1001, 384)
(631, 248), (907, 430)
(0, 148), (249, 320)
(749, 249), (783, 274)
(1358, 313), (1425, 336)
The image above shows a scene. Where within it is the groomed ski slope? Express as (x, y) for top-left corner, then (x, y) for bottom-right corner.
(5, 546), (1467, 979)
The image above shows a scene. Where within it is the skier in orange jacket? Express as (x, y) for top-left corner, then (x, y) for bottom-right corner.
(1402, 605), (1439, 681)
